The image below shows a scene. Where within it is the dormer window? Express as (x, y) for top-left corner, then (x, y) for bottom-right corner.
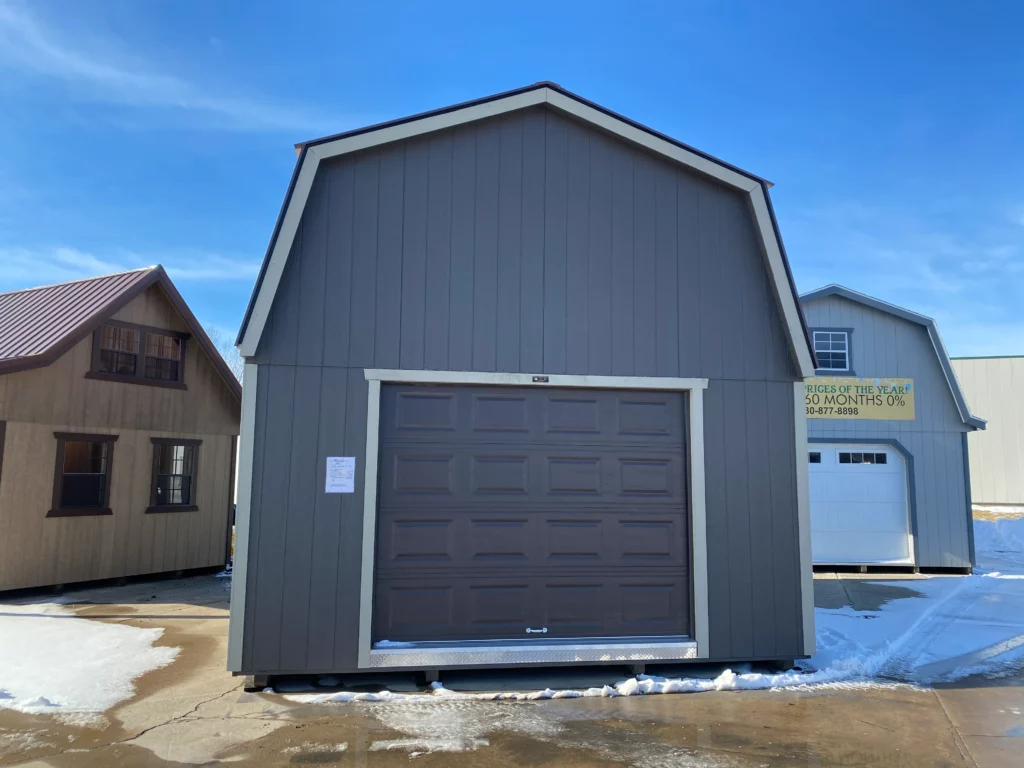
(812, 330), (851, 373)
(89, 321), (188, 389)
(145, 333), (182, 381)
(98, 326), (139, 375)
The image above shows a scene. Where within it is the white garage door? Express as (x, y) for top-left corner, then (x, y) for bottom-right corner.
(809, 444), (912, 565)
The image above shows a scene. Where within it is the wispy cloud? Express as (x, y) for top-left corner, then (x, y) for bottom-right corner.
(0, 246), (259, 290)
(784, 199), (1024, 356)
(0, 1), (343, 134)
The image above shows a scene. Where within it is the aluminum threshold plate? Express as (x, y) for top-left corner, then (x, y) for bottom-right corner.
(368, 640), (698, 669)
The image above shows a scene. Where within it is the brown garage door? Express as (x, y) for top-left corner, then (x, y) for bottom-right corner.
(373, 384), (691, 644)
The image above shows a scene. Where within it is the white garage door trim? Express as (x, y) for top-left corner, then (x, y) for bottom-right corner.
(809, 440), (915, 566)
(358, 370), (710, 669)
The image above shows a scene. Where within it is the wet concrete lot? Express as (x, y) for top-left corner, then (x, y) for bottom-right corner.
(1, 574), (1021, 767)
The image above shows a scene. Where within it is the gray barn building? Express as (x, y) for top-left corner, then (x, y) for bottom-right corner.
(229, 83), (817, 679)
(800, 286), (984, 571)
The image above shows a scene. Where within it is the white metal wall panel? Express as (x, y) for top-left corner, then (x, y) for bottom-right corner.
(951, 357), (1024, 505)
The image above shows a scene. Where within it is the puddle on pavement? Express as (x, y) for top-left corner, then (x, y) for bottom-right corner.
(816, 579), (924, 611)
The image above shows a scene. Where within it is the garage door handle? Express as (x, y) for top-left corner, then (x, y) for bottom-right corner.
(526, 627), (548, 634)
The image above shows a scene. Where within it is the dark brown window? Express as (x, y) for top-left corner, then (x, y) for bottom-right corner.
(99, 326), (139, 375)
(147, 438), (201, 513)
(49, 433), (117, 517)
(88, 322), (188, 389)
(145, 333), (181, 381)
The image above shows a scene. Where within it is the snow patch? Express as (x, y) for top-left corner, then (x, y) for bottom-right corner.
(373, 639), (415, 648)
(282, 742), (348, 755)
(0, 728), (57, 758)
(0, 601), (179, 723)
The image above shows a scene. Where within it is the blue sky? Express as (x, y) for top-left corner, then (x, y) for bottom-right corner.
(0, 0), (1021, 355)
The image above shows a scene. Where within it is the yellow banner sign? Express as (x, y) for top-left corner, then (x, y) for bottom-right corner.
(805, 377), (915, 420)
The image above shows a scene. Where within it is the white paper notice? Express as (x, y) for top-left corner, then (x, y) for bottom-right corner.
(325, 457), (356, 493)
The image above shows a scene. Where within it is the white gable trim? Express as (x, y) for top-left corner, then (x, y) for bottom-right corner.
(239, 154), (319, 358)
(542, 90), (759, 193)
(238, 87), (814, 377)
(750, 191), (816, 377)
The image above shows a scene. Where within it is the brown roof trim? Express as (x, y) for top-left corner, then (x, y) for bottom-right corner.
(0, 266), (242, 403)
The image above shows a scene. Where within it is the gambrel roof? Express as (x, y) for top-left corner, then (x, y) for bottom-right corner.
(236, 82), (816, 377)
(0, 265), (242, 400)
(801, 284), (985, 430)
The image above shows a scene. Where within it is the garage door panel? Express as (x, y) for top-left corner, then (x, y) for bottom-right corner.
(546, 518), (602, 561)
(393, 391), (458, 432)
(391, 453), (455, 494)
(467, 519), (531, 561)
(620, 582), (683, 631)
(376, 384), (690, 643)
(618, 520), (679, 560)
(388, 519), (455, 564)
(376, 510), (686, 573)
(471, 455), (531, 494)
(545, 584), (604, 634)
(380, 386), (685, 446)
(547, 457), (602, 494)
(468, 585), (533, 630)
(471, 392), (530, 433)
(384, 585), (456, 637)
(545, 395), (603, 434)
(379, 447), (686, 507)
(374, 572), (689, 642)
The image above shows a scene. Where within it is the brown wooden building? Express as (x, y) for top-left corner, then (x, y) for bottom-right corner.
(0, 266), (241, 591)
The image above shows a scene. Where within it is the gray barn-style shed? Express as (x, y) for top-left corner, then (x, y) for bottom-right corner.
(229, 83), (817, 679)
(800, 285), (984, 571)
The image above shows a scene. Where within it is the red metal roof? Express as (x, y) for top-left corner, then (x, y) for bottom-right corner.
(0, 267), (157, 364)
(0, 266), (242, 401)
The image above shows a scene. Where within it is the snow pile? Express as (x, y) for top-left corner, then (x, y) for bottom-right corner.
(284, 515), (1024, 706)
(286, 670), (852, 705)
(0, 602), (179, 723)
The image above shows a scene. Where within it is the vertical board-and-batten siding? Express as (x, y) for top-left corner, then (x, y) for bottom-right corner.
(802, 295), (971, 568)
(951, 357), (1024, 505)
(244, 105), (803, 674)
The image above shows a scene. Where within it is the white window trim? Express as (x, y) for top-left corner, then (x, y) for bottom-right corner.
(812, 330), (850, 372)
(357, 369), (711, 668)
